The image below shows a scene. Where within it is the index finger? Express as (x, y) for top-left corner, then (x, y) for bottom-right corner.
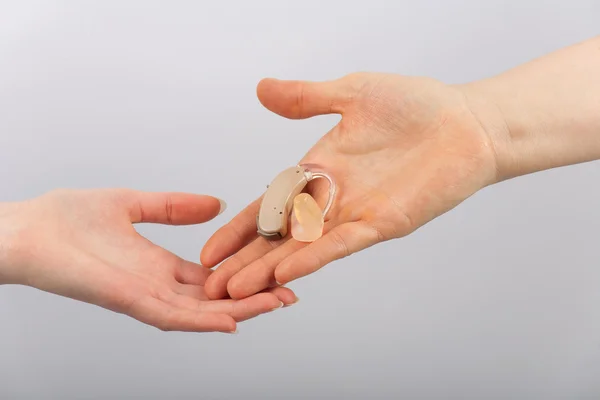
(200, 197), (262, 268)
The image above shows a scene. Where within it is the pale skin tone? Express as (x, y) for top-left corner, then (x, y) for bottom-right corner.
(0, 189), (298, 333)
(1, 36), (599, 333)
(201, 35), (600, 301)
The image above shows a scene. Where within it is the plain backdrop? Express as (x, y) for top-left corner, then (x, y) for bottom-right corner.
(1, 1), (599, 399)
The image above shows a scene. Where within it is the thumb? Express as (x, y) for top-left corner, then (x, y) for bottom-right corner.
(256, 74), (364, 119)
(124, 190), (227, 225)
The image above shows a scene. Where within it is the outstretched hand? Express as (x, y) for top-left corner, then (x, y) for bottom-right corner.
(0, 189), (297, 333)
(201, 72), (507, 300)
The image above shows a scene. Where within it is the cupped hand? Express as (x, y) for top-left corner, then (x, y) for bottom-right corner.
(201, 72), (508, 300)
(0, 189), (297, 333)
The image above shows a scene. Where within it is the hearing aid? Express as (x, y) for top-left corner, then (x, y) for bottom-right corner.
(256, 163), (336, 241)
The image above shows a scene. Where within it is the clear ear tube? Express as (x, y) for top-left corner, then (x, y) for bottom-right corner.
(256, 163), (336, 242)
(298, 163), (336, 219)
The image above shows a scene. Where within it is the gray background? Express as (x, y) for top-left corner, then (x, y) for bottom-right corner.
(1, 1), (599, 399)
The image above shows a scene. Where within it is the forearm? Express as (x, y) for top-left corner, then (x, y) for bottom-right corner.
(465, 35), (600, 181)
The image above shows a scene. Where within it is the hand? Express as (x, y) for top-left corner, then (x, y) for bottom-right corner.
(200, 72), (508, 300)
(0, 189), (297, 333)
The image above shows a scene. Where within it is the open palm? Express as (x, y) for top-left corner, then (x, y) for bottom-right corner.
(5, 188), (296, 332)
(201, 72), (504, 300)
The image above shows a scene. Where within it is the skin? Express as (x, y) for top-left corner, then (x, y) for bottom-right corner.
(1, 35), (598, 333)
(201, 35), (600, 301)
(0, 189), (298, 333)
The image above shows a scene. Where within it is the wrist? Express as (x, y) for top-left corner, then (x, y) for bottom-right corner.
(0, 202), (26, 285)
(454, 77), (525, 183)
(457, 53), (600, 183)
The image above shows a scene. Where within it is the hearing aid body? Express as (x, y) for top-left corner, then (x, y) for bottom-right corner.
(256, 164), (336, 241)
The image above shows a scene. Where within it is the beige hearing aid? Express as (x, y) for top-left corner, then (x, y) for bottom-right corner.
(256, 163), (336, 241)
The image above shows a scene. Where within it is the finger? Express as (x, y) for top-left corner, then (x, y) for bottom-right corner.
(226, 239), (308, 300)
(168, 292), (284, 323)
(129, 297), (236, 333)
(275, 221), (381, 285)
(200, 198), (262, 268)
(174, 260), (212, 285)
(127, 190), (226, 225)
(203, 235), (288, 300)
(266, 286), (299, 306)
(200, 170), (335, 269)
(199, 293), (284, 322)
(172, 283), (299, 307)
(256, 75), (362, 119)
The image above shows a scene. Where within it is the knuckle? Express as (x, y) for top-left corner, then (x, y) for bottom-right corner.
(165, 195), (174, 224)
(307, 251), (324, 272)
(363, 221), (387, 243)
(373, 209), (414, 239)
(378, 211), (413, 239)
(376, 196), (416, 238)
(221, 254), (244, 276)
(227, 223), (248, 246)
(394, 209), (415, 237)
(329, 230), (350, 259)
(295, 81), (305, 117)
(229, 301), (247, 318)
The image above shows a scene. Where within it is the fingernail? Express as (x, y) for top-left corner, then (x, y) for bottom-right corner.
(284, 296), (299, 308)
(217, 199), (227, 215)
(270, 301), (284, 311)
(228, 329), (238, 334)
